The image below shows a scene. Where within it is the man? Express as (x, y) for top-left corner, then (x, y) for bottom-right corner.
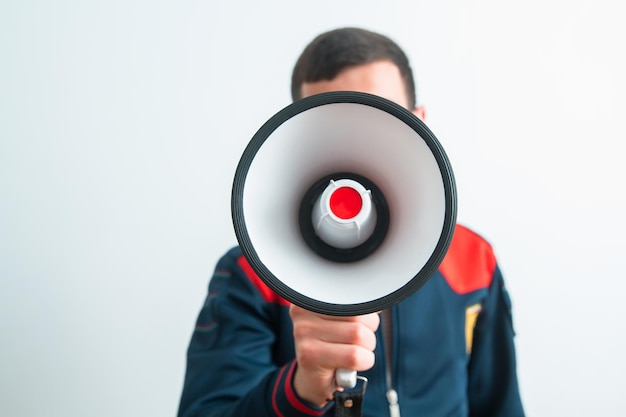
(178, 27), (524, 417)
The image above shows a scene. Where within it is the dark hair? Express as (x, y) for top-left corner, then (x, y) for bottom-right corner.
(291, 27), (417, 109)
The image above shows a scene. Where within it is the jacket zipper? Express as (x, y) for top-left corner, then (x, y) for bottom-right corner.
(382, 309), (401, 417)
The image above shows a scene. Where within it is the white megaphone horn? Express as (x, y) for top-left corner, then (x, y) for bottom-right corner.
(231, 91), (457, 388)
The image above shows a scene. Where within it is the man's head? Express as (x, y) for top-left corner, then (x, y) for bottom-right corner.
(291, 27), (422, 117)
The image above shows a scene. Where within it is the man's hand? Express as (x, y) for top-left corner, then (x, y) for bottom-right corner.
(289, 304), (380, 407)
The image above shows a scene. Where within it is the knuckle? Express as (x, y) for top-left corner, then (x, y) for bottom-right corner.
(347, 323), (372, 346)
(344, 348), (362, 368)
(296, 341), (318, 366)
(343, 348), (375, 371)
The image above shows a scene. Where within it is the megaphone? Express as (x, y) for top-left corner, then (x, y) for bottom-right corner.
(231, 91), (457, 318)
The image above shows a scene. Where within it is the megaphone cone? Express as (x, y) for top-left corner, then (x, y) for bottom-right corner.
(232, 91), (456, 316)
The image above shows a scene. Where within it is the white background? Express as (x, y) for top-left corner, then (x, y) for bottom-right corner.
(1, 1), (625, 416)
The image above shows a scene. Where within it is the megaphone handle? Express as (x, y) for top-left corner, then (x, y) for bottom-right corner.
(335, 368), (357, 389)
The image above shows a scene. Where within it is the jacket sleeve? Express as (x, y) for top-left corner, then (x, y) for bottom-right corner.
(177, 248), (333, 417)
(467, 265), (525, 417)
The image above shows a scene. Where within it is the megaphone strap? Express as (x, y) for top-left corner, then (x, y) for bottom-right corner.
(333, 376), (367, 417)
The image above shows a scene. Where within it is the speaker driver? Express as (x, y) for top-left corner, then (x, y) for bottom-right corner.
(299, 172), (390, 263)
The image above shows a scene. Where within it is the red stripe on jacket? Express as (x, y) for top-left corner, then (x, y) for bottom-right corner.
(237, 255), (291, 306)
(438, 224), (496, 294)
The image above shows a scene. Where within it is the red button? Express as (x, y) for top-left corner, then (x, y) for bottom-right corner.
(329, 186), (362, 219)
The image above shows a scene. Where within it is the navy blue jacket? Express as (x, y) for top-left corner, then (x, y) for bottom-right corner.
(178, 224), (524, 416)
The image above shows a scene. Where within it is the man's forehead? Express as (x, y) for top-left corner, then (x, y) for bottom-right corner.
(300, 61), (409, 109)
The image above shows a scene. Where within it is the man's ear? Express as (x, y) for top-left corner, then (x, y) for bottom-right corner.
(412, 106), (426, 121)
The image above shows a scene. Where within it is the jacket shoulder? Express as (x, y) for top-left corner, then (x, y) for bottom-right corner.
(438, 224), (497, 294)
(227, 247), (290, 307)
